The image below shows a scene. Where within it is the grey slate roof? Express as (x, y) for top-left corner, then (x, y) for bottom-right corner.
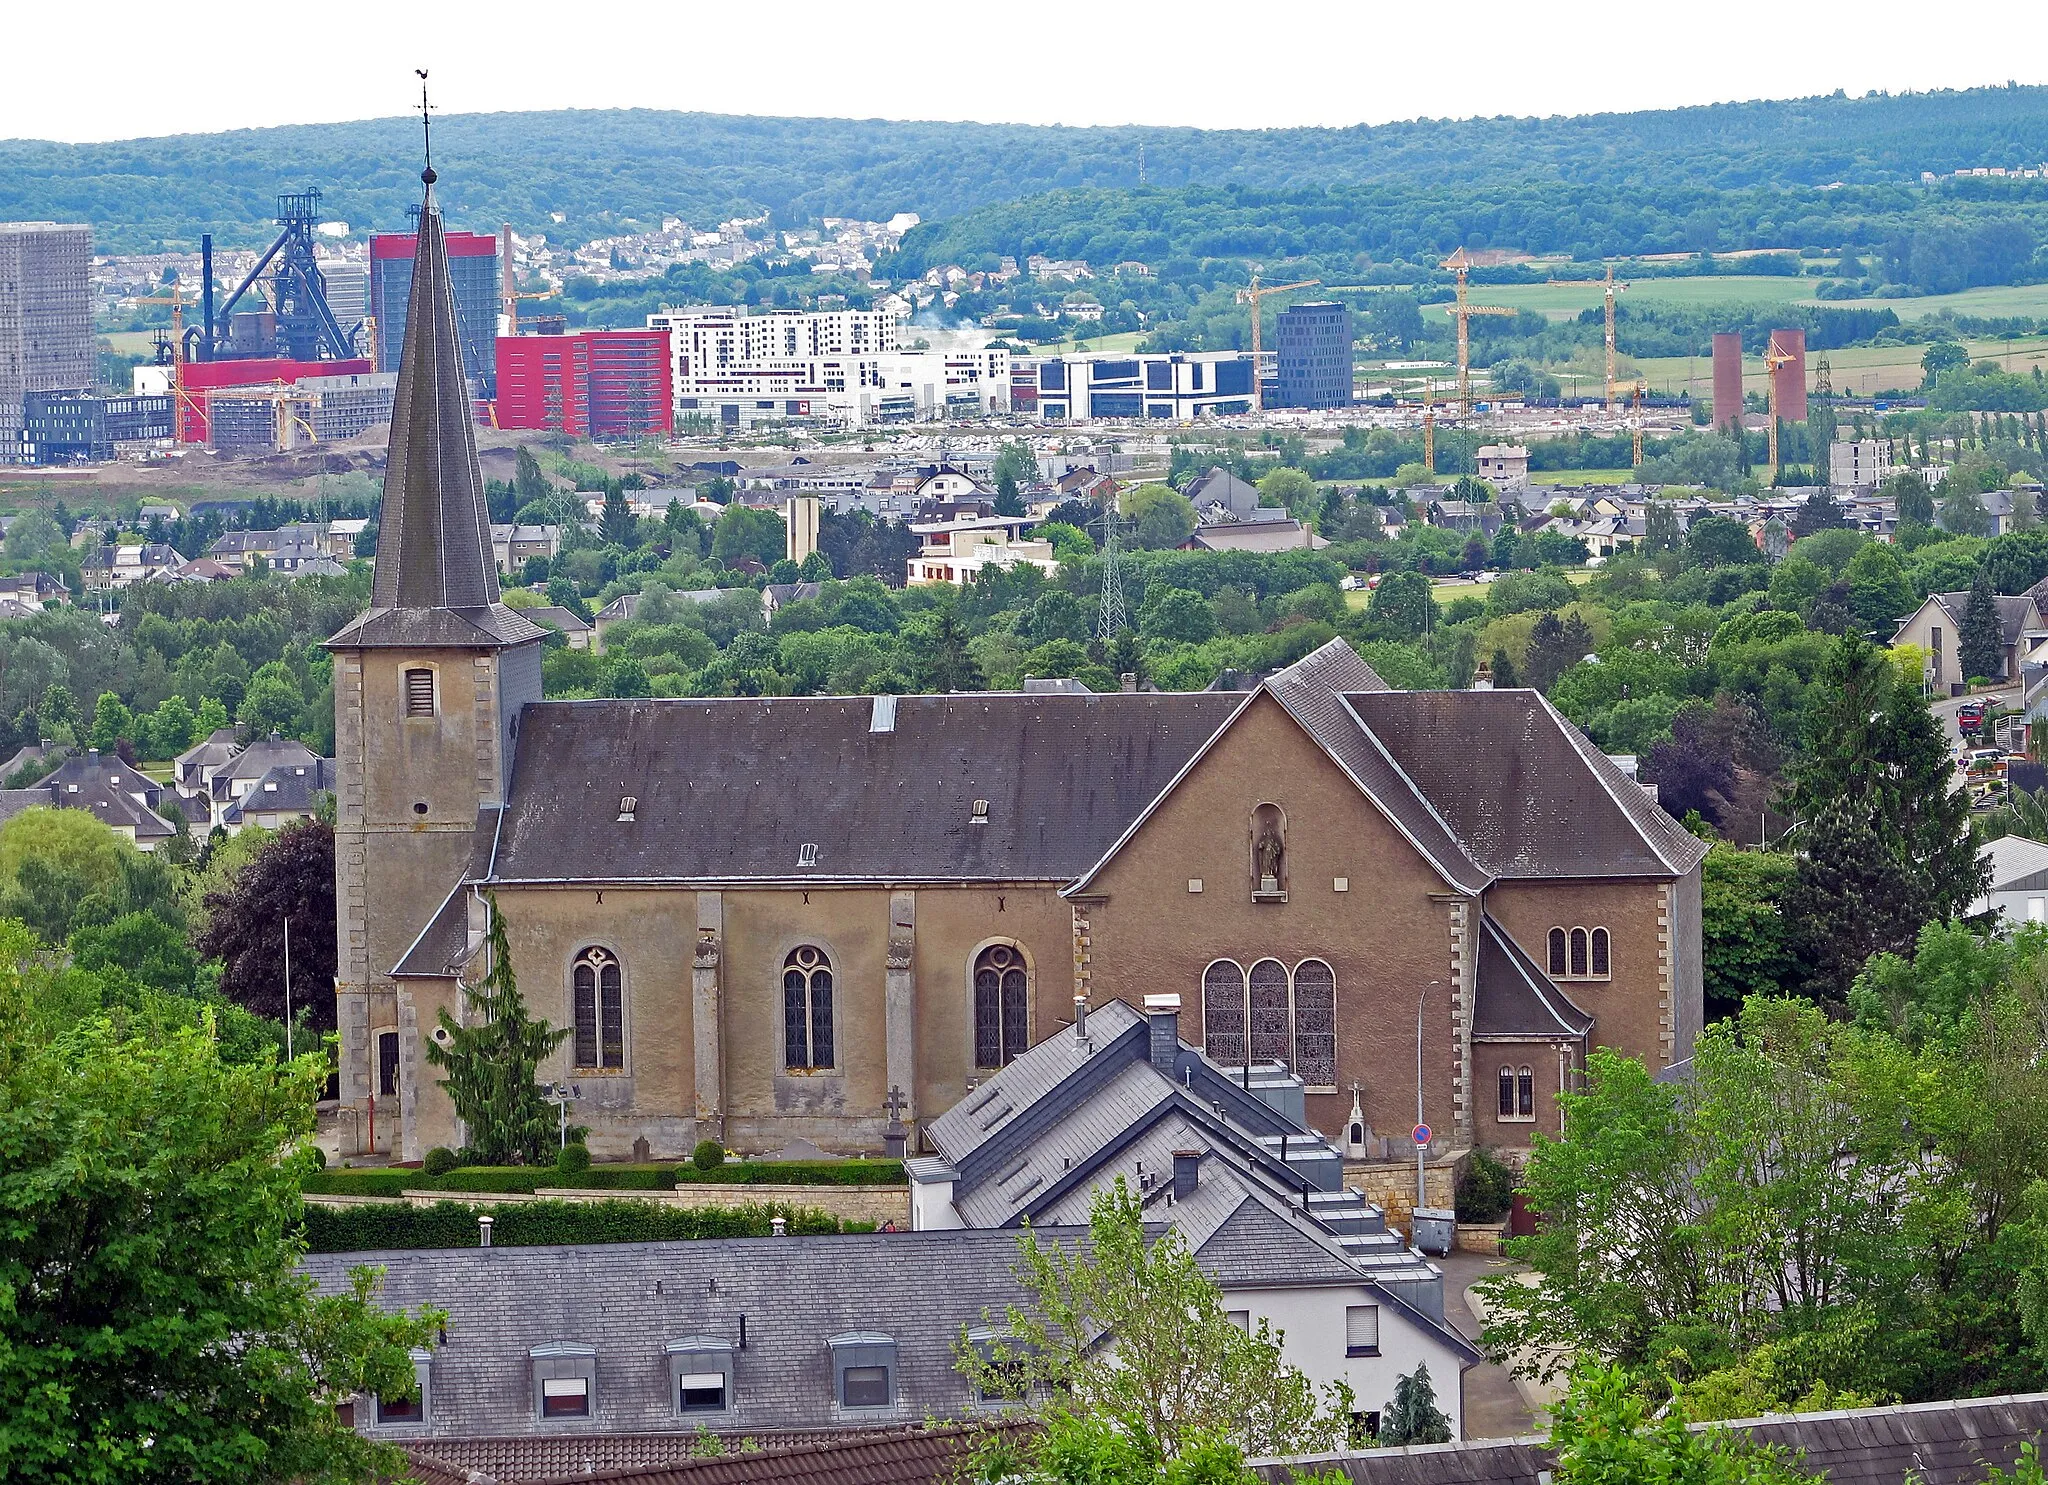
(407, 1419), (1034, 1485)
(305, 1230), (1056, 1442)
(1472, 916), (1593, 1040)
(1926, 590), (2046, 649)
(1257, 1391), (2048, 1485)
(220, 756), (337, 824)
(485, 692), (1243, 885)
(1347, 689), (1708, 880)
(212, 732), (321, 797)
(329, 179), (545, 653)
(392, 809), (502, 977)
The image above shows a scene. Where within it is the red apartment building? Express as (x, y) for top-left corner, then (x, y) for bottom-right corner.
(495, 330), (673, 438)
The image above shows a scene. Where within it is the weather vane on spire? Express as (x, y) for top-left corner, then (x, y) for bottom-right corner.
(416, 70), (435, 186)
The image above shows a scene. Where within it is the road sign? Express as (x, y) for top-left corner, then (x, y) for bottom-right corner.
(1413, 1123), (1432, 1146)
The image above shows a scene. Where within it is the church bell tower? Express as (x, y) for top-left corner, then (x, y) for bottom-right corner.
(327, 162), (546, 1156)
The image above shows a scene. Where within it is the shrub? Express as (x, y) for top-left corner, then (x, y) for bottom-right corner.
(555, 1142), (592, 1178)
(301, 1199), (871, 1252)
(306, 1143), (327, 1170)
(672, 1159), (905, 1187)
(421, 1146), (459, 1177)
(692, 1138), (726, 1172)
(1455, 1147), (1518, 1224)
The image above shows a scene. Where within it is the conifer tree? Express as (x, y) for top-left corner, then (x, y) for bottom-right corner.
(1784, 634), (1985, 1004)
(425, 894), (568, 1164)
(1960, 566), (2006, 682)
(1380, 1364), (1453, 1446)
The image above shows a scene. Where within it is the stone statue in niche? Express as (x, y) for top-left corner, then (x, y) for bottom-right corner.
(1251, 803), (1287, 899)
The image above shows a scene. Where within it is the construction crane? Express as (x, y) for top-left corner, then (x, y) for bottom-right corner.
(1438, 250), (1514, 417)
(133, 287), (207, 436)
(1763, 335), (1796, 485)
(1631, 381), (1648, 468)
(1236, 272), (1320, 413)
(1422, 396), (1436, 475)
(499, 224), (556, 335)
(1602, 264), (1628, 409)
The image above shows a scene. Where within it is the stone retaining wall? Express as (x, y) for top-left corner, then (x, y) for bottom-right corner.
(1343, 1150), (1465, 1233)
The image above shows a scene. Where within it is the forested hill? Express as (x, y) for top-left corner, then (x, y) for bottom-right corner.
(8, 84), (2048, 253)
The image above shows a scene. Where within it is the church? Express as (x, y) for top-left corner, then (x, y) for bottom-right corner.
(329, 182), (1707, 1167)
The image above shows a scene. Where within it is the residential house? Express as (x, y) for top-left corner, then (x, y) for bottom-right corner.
(161, 557), (239, 584)
(205, 731), (324, 831)
(592, 588), (732, 651)
(0, 572), (68, 609)
(1474, 445), (1531, 487)
(491, 524), (562, 576)
(0, 747), (178, 849)
(1970, 836), (2048, 927)
(81, 542), (181, 589)
(220, 757), (338, 834)
(1184, 512), (1326, 553)
(205, 530), (284, 571)
(1184, 467), (1262, 523)
(914, 995), (1480, 1432)
(1892, 588), (2048, 688)
(904, 516), (1056, 585)
(762, 582), (824, 617)
(522, 606), (594, 650)
(326, 518), (371, 559)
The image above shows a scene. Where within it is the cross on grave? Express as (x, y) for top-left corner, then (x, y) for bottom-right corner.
(882, 1084), (909, 1158)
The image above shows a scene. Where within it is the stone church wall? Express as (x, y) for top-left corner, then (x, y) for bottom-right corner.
(1075, 692), (1467, 1147)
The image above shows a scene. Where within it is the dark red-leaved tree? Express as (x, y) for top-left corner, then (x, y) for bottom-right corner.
(196, 818), (337, 1035)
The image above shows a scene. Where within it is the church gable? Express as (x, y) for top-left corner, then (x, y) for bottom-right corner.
(1073, 688), (1455, 907)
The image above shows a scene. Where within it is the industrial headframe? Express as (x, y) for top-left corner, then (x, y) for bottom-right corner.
(192, 187), (362, 363)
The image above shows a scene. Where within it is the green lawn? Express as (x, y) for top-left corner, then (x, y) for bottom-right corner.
(1451, 276), (2048, 328)
(1632, 334), (2048, 399)
(1035, 329), (1148, 356)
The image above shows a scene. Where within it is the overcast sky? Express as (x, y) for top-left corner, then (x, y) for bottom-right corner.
(6, 1), (2042, 143)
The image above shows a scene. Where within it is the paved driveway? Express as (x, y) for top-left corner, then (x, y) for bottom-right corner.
(1436, 1249), (1542, 1440)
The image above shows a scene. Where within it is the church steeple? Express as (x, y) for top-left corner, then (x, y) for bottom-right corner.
(330, 160), (542, 649)
(372, 182), (499, 610)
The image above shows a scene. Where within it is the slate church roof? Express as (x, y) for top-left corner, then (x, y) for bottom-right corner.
(328, 171), (543, 653)
(485, 691), (1244, 885)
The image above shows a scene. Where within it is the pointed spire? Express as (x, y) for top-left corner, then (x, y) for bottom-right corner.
(330, 159), (543, 652)
(370, 184), (500, 611)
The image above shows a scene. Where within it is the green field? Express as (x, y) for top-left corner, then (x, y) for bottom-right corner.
(1634, 333), (2048, 399)
(1448, 275), (2048, 327)
(1035, 329), (1148, 356)
(1530, 468), (1640, 485)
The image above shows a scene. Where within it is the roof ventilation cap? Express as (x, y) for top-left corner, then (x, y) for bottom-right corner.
(617, 795), (637, 823)
(970, 799), (989, 825)
(869, 695), (898, 733)
(797, 842), (819, 868)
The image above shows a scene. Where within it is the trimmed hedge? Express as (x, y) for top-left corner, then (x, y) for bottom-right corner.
(303, 1199), (871, 1253)
(304, 1159), (905, 1197)
(304, 1164), (679, 1198)
(673, 1160), (905, 1187)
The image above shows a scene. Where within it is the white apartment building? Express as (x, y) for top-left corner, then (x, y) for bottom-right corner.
(648, 306), (1009, 426)
(1015, 351), (1258, 421)
(1831, 438), (1893, 491)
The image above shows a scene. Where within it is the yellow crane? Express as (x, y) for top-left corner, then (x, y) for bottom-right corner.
(1236, 272), (1320, 412)
(1763, 335), (1796, 485)
(1439, 249), (1514, 416)
(1602, 264), (1628, 409)
(1631, 381), (1648, 468)
(133, 287), (206, 437)
(1422, 394), (1436, 474)
(499, 223), (556, 335)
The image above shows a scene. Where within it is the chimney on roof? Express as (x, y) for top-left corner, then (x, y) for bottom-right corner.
(1143, 993), (1180, 1072)
(1073, 995), (1088, 1040)
(1172, 1149), (1201, 1201)
(87, 748), (98, 763)
(478, 1214), (494, 1248)
(1120, 672), (1137, 692)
